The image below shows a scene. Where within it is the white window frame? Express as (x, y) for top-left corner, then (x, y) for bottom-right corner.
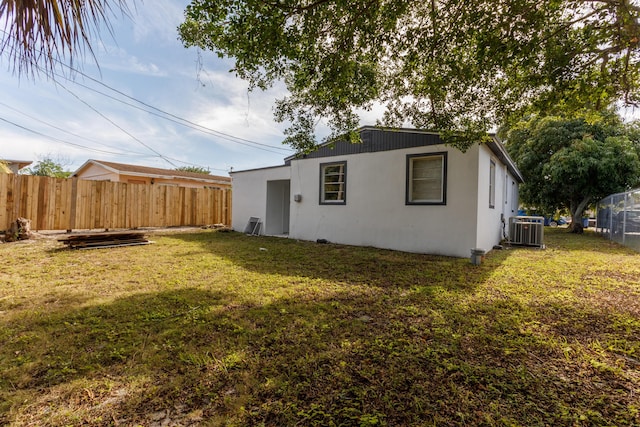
(489, 160), (496, 209)
(319, 161), (347, 205)
(406, 152), (447, 205)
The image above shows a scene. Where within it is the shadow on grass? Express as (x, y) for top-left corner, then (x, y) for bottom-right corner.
(2, 278), (638, 426)
(161, 230), (513, 292)
(3, 230), (638, 425)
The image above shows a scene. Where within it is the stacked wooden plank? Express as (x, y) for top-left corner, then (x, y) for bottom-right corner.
(58, 230), (151, 249)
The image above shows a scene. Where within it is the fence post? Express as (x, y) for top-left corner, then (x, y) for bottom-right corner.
(68, 178), (78, 232)
(12, 174), (21, 222)
(608, 196), (613, 241)
(623, 192), (628, 245)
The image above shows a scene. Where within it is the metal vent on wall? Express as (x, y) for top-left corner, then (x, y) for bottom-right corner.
(509, 216), (544, 247)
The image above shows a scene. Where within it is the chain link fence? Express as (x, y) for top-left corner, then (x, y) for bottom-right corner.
(596, 188), (640, 252)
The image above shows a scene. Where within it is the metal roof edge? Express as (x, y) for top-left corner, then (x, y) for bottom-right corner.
(230, 164), (290, 174)
(486, 136), (524, 183)
(275, 127), (524, 184)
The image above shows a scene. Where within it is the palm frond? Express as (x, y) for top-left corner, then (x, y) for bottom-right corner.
(0, 0), (131, 77)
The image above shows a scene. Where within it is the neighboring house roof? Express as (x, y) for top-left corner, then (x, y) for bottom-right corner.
(73, 159), (231, 185)
(0, 159), (33, 173)
(234, 127), (524, 182)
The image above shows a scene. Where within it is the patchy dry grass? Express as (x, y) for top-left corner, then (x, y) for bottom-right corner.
(0, 228), (638, 426)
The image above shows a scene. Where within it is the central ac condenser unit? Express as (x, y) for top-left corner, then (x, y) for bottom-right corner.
(509, 216), (544, 247)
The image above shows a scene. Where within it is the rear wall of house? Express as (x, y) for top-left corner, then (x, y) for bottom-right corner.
(288, 145), (480, 258)
(231, 166), (291, 233)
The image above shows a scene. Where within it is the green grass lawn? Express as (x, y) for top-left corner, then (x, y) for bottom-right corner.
(0, 228), (638, 426)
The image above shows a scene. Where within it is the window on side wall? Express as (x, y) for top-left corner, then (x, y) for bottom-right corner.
(406, 152), (447, 205)
(320, 161), (347, 204)
(489, 160), (496, 209)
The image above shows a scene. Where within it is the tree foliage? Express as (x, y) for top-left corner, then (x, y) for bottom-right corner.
(24, 157), (71, 178)
(505, 113), (640, 228)
(174, 165), (211, 175)
(0, 0), (131, 76)
(179, 0), (640, 152)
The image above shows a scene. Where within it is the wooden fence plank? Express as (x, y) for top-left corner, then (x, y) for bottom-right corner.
(0, 174), (9, 230)
(53, 179), (63, 230)
(0, 175), (231, 231)
(36, 177), (47, 230)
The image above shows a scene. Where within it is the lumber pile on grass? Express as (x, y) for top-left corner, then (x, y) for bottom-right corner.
(58, 230), (151, 249)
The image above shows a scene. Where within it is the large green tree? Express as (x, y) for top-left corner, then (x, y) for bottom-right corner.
(505, 113), (640, 230)
(179, 0), (640, 152)
(0, 0), (130, 76)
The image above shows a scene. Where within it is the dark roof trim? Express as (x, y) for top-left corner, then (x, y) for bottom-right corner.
(283, 127), (523, 183)
(284, 127), (443, 161)
(485, 136), (524, 183)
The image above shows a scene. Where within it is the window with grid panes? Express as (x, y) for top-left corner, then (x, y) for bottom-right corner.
(320, 161), (346, 204)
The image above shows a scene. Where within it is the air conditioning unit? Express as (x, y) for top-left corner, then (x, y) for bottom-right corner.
(509, 216), (544, 247)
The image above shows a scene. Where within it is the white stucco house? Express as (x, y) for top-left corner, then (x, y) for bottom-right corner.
(231, 127), (523, 258)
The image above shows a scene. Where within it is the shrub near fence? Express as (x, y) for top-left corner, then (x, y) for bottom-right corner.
(0, 174), (231, 231)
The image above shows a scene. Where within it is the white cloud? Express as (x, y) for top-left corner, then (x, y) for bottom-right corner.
(0, 0), (297, 174)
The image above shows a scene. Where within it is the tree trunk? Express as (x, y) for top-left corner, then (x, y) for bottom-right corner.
(569, 197), (591, 233)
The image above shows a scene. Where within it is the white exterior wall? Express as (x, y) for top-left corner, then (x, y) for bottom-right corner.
(76, 164), (119, 182)
(502, 170), (519, 220)
(474, 144), (519, 252)
(475, 145), (501, 252)
(231, 141), (520, 258)
(231, 166), (291, 233)
(288, 145), (480, 257)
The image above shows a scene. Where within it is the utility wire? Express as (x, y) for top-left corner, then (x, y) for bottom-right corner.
(51, 78), (179, 167)
(0, 115), (150, 156)
(0, 30), (292, 170)
(0, 101), (148, 156)
(1, 101), (230, 171)
(55, 73), (290, 155)
(0, 30), (292, 153)
(51, 64), (293, 153)
(1, 46), (212, 168)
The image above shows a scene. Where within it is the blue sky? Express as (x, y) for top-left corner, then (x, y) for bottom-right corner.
(0, 0), (311, 175)
(3, 2), (637, 176)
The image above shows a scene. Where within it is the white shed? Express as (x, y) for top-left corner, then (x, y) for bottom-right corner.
(231, 127), (523, 258)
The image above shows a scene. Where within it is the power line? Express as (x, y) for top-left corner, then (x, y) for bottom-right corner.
(52, 64), (294, 153)
(0, 29), (293, 154)
(0, 115), (151, 157)
(0, 29), (293, 172)
(55, 73), (290, 155)
(0, 101), (149, 156)
(1, 101), (229, 171)
(50, 78), (179, 167)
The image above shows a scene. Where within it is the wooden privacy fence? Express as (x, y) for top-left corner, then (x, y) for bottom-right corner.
(0, 174), (231, 231)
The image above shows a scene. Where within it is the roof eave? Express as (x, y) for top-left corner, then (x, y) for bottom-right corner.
(487, 136), (524, 183)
